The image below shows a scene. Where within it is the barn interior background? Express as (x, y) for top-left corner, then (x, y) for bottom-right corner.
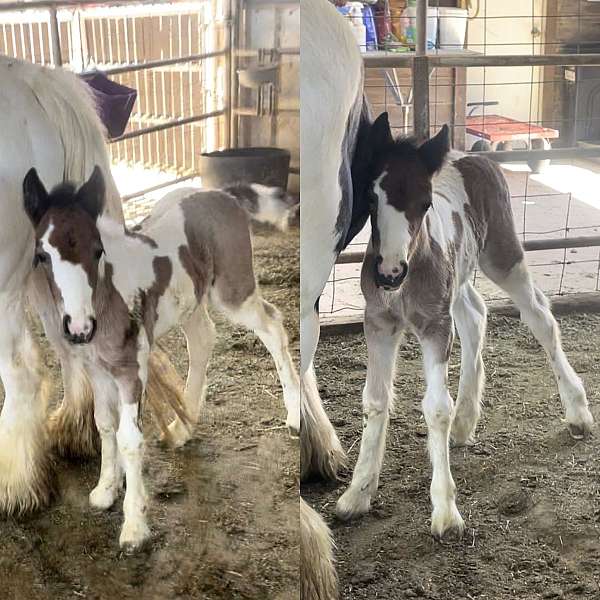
(0, 0), (299, 220)
(322, 0), (600, 332)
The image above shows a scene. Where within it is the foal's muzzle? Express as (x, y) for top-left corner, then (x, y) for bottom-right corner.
(63, 314), (97, 345)
(374, 256), (409, 291)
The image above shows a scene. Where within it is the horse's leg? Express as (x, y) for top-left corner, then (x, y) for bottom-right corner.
(115, 356), (150, 549)
(300, 302), (346, 480)
(220, 291), (300, 435)
(482, 258), (593, 438)
(336, 308), (402, 519)
(167, 304), (216, 447)
(419, 322), (465, 539)
(450, 282), (487, 446)
(0, 290), (55, 514)
(50, 350), (99, 458)
(88, 369), (122, 510)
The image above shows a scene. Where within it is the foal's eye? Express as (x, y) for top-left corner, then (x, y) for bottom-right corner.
(423, 202), (432, 214)
(94, 248), (104, 261)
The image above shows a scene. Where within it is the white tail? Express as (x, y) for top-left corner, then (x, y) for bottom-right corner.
(301, 498), (338, 600)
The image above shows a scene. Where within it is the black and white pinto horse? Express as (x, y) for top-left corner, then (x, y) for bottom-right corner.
(302, 0), (593, 548)
(335, 114), (594, 537)
(0, 56), (181, 515)
(22, 168), (299, 548)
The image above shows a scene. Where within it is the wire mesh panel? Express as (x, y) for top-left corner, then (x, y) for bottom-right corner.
(323, 0), (600, 326)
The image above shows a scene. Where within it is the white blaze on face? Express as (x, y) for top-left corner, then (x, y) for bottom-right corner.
(41, 223), (95, 336)
(373, 172), (411, 278)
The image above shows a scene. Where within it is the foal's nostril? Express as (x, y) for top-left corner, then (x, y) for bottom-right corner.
(62, 314), (72, 336)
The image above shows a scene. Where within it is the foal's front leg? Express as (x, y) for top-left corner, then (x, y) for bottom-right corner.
(88, 369), (122, 510)
(336, 309), (402, 519)
(114, 350), (150, 549)
(419, 324), (465, 538)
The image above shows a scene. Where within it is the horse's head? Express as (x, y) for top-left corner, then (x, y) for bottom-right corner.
(23, 166), (106, 344)
(365, 113), (450, 291)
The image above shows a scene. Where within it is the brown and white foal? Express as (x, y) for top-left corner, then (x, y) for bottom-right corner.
(337, 113), (594, 538)
(23, 166), (300, 549)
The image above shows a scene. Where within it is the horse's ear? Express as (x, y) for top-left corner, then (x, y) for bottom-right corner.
(23, 168), (49, 226)
(369, 112), (393, 155)
(77, 166), (106, 220)
(419, 124), (450, 175)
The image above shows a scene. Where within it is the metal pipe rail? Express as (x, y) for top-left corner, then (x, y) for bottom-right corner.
(0, 0), (196, 11)
(362, 52), (600, 69)
(110, 109), (225, 143)
(95, 50), (228, 77)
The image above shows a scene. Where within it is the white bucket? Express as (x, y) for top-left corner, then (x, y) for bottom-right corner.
(438, 7), (468, 50)
(400, 6), (439, 50)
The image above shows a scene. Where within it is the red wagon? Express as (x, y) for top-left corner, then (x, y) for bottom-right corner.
(466, 101), (559, 173)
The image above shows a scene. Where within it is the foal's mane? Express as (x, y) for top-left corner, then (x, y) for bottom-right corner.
(45, 183), (81, 209)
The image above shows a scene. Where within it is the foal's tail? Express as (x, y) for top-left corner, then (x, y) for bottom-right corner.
(225, 183), (297, 230)
(301, 498), (338, 600)
(146, 346), (192, 444)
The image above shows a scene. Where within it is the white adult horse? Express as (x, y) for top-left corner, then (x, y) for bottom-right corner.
(301, 0), (372, 482)
(0, 55), (180, 514)
(301, 0), (371, 596)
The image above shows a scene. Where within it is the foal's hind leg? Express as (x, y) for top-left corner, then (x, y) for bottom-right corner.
(451, 282), (487, 446)
(220, 292), (300, 435)
(483, 258), (593, 438)
(167, 304), (216, 447)
(336, 308), (402, 520)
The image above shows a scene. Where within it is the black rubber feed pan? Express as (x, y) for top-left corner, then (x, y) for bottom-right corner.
(199, 147), (290, 189)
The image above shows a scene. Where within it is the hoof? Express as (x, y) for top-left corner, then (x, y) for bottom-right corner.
(450, 434), (476, 449)
(161, 419), (192, 449)
(568, 423), (591, 441)
(119, 521), (151, 550)
(450, 418), (478, 448)
(89, 484), (119, 510)
(0, 424), (57, 515)
(431, 504), (465, 540)
(566, 409), (593, 441)
(335, 486), (372, 521)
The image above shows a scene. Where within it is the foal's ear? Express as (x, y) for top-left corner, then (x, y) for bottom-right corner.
(77, 166), (106, 220)
(369, 112), (394, 155)
(23, 168), (50, 226)
(419, 124), (450, 175)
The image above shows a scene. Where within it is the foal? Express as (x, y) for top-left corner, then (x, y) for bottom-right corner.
(336, 113), (594, 538)
(23, 167), (300, 548)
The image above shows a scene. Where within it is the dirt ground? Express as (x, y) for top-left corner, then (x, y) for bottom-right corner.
(303, 312), (600, 600)
(0, 224), (299, 600)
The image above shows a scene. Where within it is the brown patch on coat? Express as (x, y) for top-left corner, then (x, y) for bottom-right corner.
(454, 155), (524, 276)
(42, 208), (104, 287)
(179, 244), (210, 303)
(140, 256), (173, 345)
(452, 211), (464, 251)
(180, 192), (256, 308)
(125, 227), (158, 249)
(92, 262), (144, 404)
